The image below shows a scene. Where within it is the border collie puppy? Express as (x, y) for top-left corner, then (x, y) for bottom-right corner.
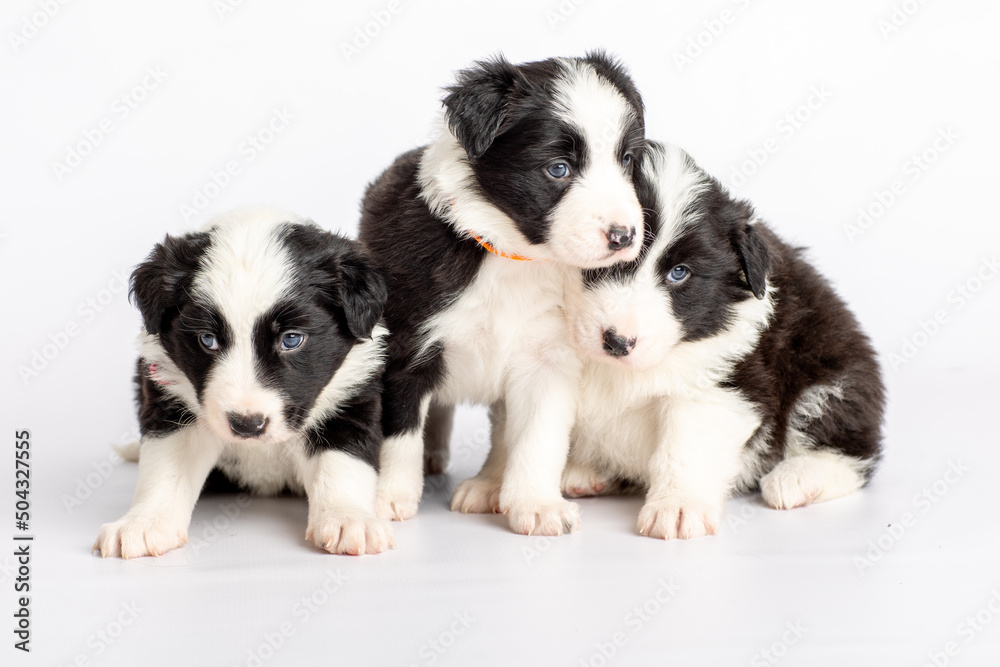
(360, 53), (646, 535)
(564, 141), (884, 539)
(95, 206), (392, 557)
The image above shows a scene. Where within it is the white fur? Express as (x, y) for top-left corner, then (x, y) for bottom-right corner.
(568, 299), (772, 539)
(193, 208), (299, 444)
(302, 450), (393, 555)
(760, 450), (866, 509)
(303, 324), (388, 430)
(375, 395), (431, 521)
(97, 207), (391, 557)
(451, 403), (507, 514)
(564, 143), (773, 539)
(547, 60), (644, 267)
(759, 380), (869, 509)
(376, 252), (585, 534)
(95, 424), (223, 558)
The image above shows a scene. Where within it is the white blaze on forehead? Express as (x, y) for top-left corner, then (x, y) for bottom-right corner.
(552, 60), (637, 160)
(193, 206), (300, 328)
(546, 60), (645, 268)
(190, 206), (302, 442)
(640, 143), (711, 271)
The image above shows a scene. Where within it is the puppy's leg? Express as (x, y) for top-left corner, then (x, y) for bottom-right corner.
(302, 450), (394, 555)
(761, 377), (881, 509)
(451, 401), (506, 514)
(376, 395), (431, 521)
(497, 352), (581, 536)
(423, 400), (454, 475)
(375, 349), (444, 521)
(638, 390), (759, 540)
(95, 426), (221, 558)
(761, 451), (868, 509)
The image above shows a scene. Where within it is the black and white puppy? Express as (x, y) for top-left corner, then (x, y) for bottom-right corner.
(565, 141), (885, 539)
(95, 206), (393, 557)
(360, 53), (646, 535)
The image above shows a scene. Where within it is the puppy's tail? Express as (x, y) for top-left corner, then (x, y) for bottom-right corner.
(115, 441), (141, 463)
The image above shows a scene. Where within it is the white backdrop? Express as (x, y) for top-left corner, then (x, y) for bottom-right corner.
(2, 1), (999, 666)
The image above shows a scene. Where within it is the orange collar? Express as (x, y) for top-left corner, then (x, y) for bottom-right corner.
(468, 233), (535, 261)
(449, 197), (537, 261)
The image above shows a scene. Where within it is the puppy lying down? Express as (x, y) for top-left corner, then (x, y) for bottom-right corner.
(564, 141), (885, 539)
(95, 206), (392, 558)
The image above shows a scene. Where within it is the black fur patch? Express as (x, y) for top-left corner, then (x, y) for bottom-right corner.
(134, 359), (194, 437)
(727, 223), (885, 472)
(305, 385), (383, 470)
(280, 224), (388, 340)
(656, 179), (767, 342)
(359, 148), (483, 437)
(130, 232), (212, 336)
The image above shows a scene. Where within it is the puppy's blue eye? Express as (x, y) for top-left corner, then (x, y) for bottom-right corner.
(281, 332), (305, 351)
(546, 162), (570, 179)
(667, 266), (689, 282)
(200, 333), (219, 351)
(622, 153), (632, 167)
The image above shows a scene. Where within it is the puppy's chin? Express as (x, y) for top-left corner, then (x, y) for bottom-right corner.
(587, 347), (662, 371)
(548, 235), (643, 269)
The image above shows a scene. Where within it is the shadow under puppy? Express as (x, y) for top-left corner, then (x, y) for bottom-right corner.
(95, 206), (392, 558)
(565, 141), (885, 539)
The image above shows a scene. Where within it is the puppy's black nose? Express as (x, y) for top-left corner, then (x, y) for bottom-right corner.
(228, 412), (268, 438)
(606, 225), (635, 251)
(602, 329), (636, 358)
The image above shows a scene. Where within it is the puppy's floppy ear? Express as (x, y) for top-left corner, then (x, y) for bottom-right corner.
(729, 216), (771, 300)
(443, 55), (527, 160)
(130, 232), (211, 334)
(315, 243), (388, 340)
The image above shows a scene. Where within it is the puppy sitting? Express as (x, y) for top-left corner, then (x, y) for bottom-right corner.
(95, 206), (392, 557)
(360, 53), (647, 535)
(565, 142), (885, 539)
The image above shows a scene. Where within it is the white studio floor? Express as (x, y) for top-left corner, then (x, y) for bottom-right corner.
(3, 1), (1000, 665)
(11, 368), (999, 667)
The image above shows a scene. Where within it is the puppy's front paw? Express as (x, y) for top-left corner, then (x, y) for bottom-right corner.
(561, 460), (617, 498)
(306, 511), (395, 556)
(502, 498), (581, 536)
(94, 514), (188, 559)
(451, 476), (501, 514)
(637, 497), (721, 540)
